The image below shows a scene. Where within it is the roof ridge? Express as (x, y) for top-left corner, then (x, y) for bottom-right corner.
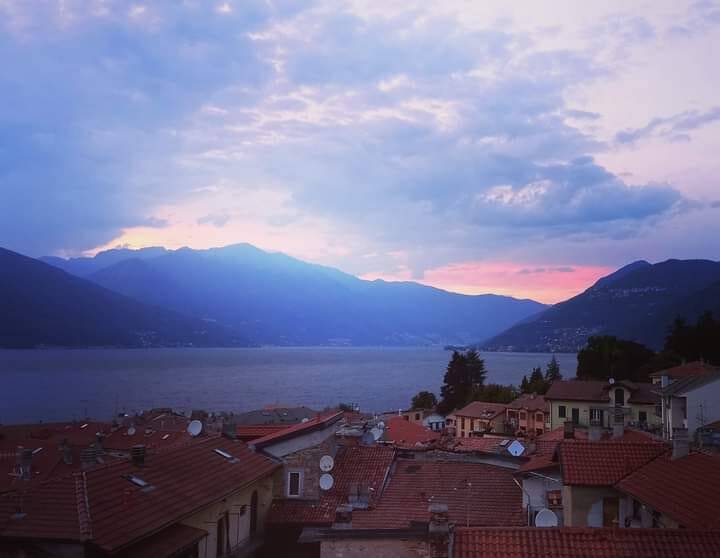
(75, 471), (93, 540)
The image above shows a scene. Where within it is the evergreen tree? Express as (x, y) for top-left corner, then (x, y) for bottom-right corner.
(520, 375), (529, 393)
(411, 390), (438, 410)
(437, 350), (488, 414)
(545, 355), (562, 383)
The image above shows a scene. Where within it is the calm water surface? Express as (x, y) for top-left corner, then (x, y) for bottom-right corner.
(0, 348), (577, 424)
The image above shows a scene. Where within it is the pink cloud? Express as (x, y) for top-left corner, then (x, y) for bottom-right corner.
(362, 261), (614, 304)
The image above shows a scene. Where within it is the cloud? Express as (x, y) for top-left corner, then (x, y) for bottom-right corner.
(197, 213), (231, 227)
(616, 106), (720, 144)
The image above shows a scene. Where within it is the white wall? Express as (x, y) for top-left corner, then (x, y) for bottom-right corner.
(686, 379), (720, 437)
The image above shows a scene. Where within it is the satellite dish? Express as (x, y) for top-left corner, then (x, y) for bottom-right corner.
(127, 426), (136, 436)
(319, 455), (335, 472)
(301, 418), (310, 423)
(608, 378), (615, 385)
(319, 473), (334, 491)
(187, 420), (203, 437)
(535, 508), (559, 527)
(507, 440), (526, 457)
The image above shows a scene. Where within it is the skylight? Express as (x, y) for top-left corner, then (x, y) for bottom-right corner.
(214, 448), (233, 460)
(125, 474), (148, 488)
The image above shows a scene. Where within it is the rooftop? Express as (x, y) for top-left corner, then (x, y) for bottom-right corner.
(250, 410), (345, 449)
(351, 459), (525, 529)
(545, 379), (658, 404)
(267, 445), (395, 526)
(650, 361), (720, 379)
(0, 435), (279, 553)
(453, 401), (508, 420)
(660, 372), (720, 397)
(381, 417), (440, 448)
(507, 393), (547, 412)
(453, 527), (720, 558)
(560, 439), (667, 486)
(616, 452), (720, 529)
(234, 406), (317, 426)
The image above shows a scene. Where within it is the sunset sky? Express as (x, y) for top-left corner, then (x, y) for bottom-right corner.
(2, 0), (719, 303)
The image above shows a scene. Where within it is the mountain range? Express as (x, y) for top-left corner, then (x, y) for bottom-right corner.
(481, 259), (720, 352)
(1, 244), (546, 348)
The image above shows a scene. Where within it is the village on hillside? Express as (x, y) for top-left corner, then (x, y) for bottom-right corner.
(1, 360), (720, 557)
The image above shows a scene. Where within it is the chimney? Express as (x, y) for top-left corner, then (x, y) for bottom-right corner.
(96, 432), (105, 450)
(672, 428), (689, 460)
(131, 445), (146, 467)
(221, 421), (236, 440)
(15, 447), (33, 481)
(589, 419), (602, 442)
(563, 421), (575, 439)
(80, 446), (98, 470)
(428, 503), (450, 558)
(333, 505), (353, 529)
(60, 439), (73, 465)
(612, 407), (624, 439)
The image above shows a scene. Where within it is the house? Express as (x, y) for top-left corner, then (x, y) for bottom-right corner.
(658, 371), (720, 440)
(515, 450), (564, 526)
(0, 435), (279, 557)
(545, 380), (660, 431)
(390, 409), (445, 432)
(234, 405), (318, 425)
(615, 429), (720, 529)
(559, 437), (667, 527)
(446, 402), (508, 437)
(649, 361), (719, 385)
(506, 394), (549, 436)
(380, 416), (440, 449)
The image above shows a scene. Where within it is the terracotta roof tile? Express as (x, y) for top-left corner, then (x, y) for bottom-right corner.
(250, 410), (344, 449)
(351, 460), (525, 529)
(560, 440), (667, 486)
(650, 361), (720, 379)
(382, 417), (439, 448)
(267, 445), (395, 525)
(507, 394), (547, 412)
(616, 452), (720, 529)
(235, 425), (288, 442)
(454, 527), (720, 558)
(114, 523), (208, 558)
(0, 436), (279, 552)
(453, 402), (508, 420)
(545, 380), (658, 404)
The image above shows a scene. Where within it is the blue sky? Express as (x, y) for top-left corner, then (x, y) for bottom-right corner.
(1, 0), (719, 302)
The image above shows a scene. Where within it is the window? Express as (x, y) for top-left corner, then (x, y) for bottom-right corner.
(615, 388), (625, 407)
(571, 408), (580, 424)
(519, 411), (527, 421)
(639, 411), (647, 423)
(536, 413), (544, 423)
(461, 417), (466, 430)
(590, 408), (603, 422)
(287, 471), (303, 497)
(415, 413), (420, 421)
(558, 405), (566, 418)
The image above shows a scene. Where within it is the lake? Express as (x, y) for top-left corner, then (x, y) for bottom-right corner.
(0, 348), (577, 424)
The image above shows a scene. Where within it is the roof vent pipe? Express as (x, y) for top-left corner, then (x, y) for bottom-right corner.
(612, 407), (624, 439)
(672, 428), (689, 460)
(131, 445), (146, 467)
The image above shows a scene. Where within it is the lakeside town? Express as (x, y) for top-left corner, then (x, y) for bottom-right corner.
(2, 356), (720, 557)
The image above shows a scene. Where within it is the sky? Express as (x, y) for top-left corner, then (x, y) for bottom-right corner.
(1, 0), (719, 303)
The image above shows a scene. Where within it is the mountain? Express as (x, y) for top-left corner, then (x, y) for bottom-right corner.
(42, 244), (547, 346)
(481, 259), (720, 352)
(0, 247), (243, 348)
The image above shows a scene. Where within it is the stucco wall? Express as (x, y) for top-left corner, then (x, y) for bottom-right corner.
(687, 379), (720, 437)
(182, 476), (274, 558)
(274, 435), (337, 501)
(261, 421), (341, 459)
(563, 486), (626, 528)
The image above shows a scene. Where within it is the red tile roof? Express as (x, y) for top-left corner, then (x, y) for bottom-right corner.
(235, 425), (288, 442)
(114, 523), (208, 558)
(534, 426), (587, 456)
(267, 445), (395, 525)
(453, 401), (508, 420)
(616, 452), (720, 529)
(453, 527), (720, 558)
(517, 452), (558, 474)
(453, 437), (506, 454)
(351, 460), (525, 529)
(250, 410), (344, 449)
(545, 380), (658, 404)
(560, 440), (667, 486)
(507, 394), (547, 412)
(0, 436), (279, 552)
(650, 361), (719, 379)
(382, 417), (439, 448)
(0, 422), (111, 447)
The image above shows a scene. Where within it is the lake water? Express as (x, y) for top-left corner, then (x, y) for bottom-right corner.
(0, 348), (577, 424)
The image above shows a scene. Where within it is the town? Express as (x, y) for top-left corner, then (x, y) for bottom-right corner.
(2, 358), (719, 557)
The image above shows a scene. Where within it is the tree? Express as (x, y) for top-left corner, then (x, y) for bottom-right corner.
(411, 391), (438, 410)
(437, 350), (488, 414)
(520, 366), (550, 394)
(473, 383), (518, 404)
(577, 335), (656, 382)
(545, 355), (562, 383)
(665, 312), (720, 365)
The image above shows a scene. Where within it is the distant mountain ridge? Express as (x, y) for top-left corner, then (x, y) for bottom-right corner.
(41, 243), (547, 346)
(0, 248), (242, 348)
(481, 259), (720, 352)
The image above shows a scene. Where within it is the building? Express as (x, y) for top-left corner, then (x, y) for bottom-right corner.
(0, 435), (279, 557)
(234, 405), (318, 425)
(616, 431), (720, 529)
(545, 380), (660, 431)
(649, 361), (719, 385)
(658, 371), (720, 440)
(446, 402), (508, 437)
(559, 438), (667, 527)
(506, 394), (549, 436)
(380, 416), (440, 449)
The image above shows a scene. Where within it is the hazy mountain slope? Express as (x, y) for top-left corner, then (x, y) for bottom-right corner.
(481, 259), (720, 352)
(0, 247), (243, 348)
(48, 243), (547, 346)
